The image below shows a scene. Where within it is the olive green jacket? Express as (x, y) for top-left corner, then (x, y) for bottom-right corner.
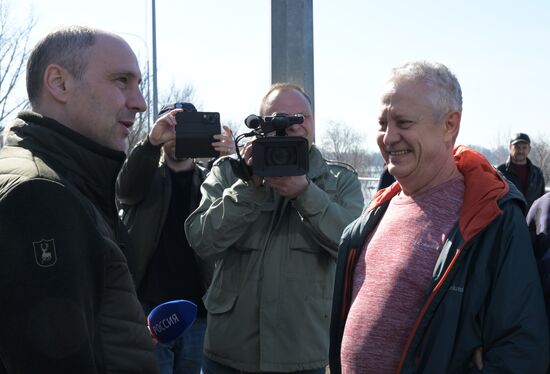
(184, 145), (364, 372)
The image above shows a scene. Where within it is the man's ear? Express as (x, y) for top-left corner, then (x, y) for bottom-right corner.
(43, 64), (72, 103)
(444, 111), (461, 143)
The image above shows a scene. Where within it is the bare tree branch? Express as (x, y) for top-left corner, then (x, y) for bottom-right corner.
(531, 134), (550, 186)
(0, 1), (35, 134)
(126, 78), (199, 153)
(318, 120), (381, 175)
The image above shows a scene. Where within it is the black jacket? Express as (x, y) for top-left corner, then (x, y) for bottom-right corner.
(116, 137), (212, 290)
(330, 146), (549, 373)
(0, 112), (157, 373)
(497, 156), (545, 211)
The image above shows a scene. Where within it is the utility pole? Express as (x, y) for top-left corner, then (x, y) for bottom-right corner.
(271, 0), (314, 111)
(151, 0), (159, 120)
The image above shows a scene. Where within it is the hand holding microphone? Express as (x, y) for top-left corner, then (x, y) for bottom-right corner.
(147, 300), (198, 344)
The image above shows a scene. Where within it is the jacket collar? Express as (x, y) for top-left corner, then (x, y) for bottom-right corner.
(368, 146), (510, 242)
(505, 155), (534, 171)
(306, 144), (328, 180)
(9, 111), (126, 218)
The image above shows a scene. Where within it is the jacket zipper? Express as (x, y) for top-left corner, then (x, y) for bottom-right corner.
(396, 243), (466, 373)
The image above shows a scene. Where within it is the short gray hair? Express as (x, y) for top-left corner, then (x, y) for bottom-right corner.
(389, 61), (463, 119)
(26, 25), (99, 106)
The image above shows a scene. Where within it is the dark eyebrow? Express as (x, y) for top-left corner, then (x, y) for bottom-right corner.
(111, 70), (142, 82)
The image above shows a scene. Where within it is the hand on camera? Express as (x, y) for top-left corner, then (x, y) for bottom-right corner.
(242, 141), (264, 187)
(148, 109), (180, 147)
(265, 175), (308, 199)
(212, 125), (235, 156)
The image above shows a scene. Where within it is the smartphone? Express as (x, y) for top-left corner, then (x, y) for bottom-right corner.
(175, 111), (221, 159)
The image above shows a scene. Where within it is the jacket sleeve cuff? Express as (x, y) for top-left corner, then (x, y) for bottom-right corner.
(143, 136), (163, 153)
(291, 181), (329, 216)
(225, 178), (270, 205)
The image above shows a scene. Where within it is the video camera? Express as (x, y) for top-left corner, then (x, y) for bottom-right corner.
(232, 113), (309, 179)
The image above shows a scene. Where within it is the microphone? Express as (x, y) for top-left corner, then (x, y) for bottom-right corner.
(244, 114), (263, 129)
(147, 300), (198, 343)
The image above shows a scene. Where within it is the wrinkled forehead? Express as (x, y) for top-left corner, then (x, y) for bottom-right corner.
(379, 79), (435, 112)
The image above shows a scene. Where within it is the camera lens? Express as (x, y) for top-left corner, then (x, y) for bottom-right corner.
(204, 114), (217, 123)
(266, 146), (297, 166)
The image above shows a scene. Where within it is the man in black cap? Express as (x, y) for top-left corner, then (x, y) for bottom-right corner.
(116, 102), (234, 374)
(497, 132), (546, 211)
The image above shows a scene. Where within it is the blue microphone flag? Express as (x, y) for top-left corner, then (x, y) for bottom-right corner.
(147, 300), (198, 343)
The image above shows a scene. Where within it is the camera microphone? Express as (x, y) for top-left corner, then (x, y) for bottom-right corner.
(147, 300), (197, 343)
(244, 114), (263, 129)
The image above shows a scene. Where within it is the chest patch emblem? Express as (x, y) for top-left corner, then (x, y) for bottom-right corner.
(33, 239), (57, 267)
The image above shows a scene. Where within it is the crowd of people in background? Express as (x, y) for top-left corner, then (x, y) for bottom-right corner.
(0, 25), (549, 374)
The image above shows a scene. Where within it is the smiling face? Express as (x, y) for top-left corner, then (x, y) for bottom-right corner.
(377, 79), (459, 194)
(64, 34), (146, 151)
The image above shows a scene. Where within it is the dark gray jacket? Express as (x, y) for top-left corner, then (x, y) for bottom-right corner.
(0, 112), (157, 373)
(116, 137), (212, 290)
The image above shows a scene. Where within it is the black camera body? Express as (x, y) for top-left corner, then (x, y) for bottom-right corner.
(244, 113), (309, 177)
(175, 111), (220, 159)
(252, 136), (309, 176)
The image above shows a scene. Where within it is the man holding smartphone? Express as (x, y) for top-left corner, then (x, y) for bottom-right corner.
(116, 102), (234, 374)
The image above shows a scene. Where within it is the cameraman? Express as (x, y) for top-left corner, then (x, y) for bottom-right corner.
(185, 83), (364, 373)
(116, 102), (234, 374)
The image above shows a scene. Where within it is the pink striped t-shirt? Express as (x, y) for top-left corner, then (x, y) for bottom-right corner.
(340, 177), (464, 373)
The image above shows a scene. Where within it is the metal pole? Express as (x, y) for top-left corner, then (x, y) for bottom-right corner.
(146, 60), (151, 132)
(271, 0), (314, 111)
(151, 0), (159, 120)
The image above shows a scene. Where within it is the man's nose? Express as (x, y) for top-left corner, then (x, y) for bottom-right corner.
(383, 123), (400, 145)
(129, 87), (147, 113)
(286, 123), (301, 133)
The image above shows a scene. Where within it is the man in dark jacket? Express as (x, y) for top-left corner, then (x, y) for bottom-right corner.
(329, 61), (549, 373)
(116, 102), (233, 374)
(0, 26), (158, 373)
(497, 132), (546, 211)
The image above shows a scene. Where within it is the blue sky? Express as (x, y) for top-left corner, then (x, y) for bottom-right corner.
(9, 0), (550, 151)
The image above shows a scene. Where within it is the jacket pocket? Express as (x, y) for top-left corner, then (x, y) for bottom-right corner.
(287, 230), (333, 281)
(290, 230), (321, 253)
(203, 286), (238, 315)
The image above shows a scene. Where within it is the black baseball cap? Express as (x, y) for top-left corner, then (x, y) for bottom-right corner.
(510, 133), (531, 145)
(158, 102), (197, 116)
